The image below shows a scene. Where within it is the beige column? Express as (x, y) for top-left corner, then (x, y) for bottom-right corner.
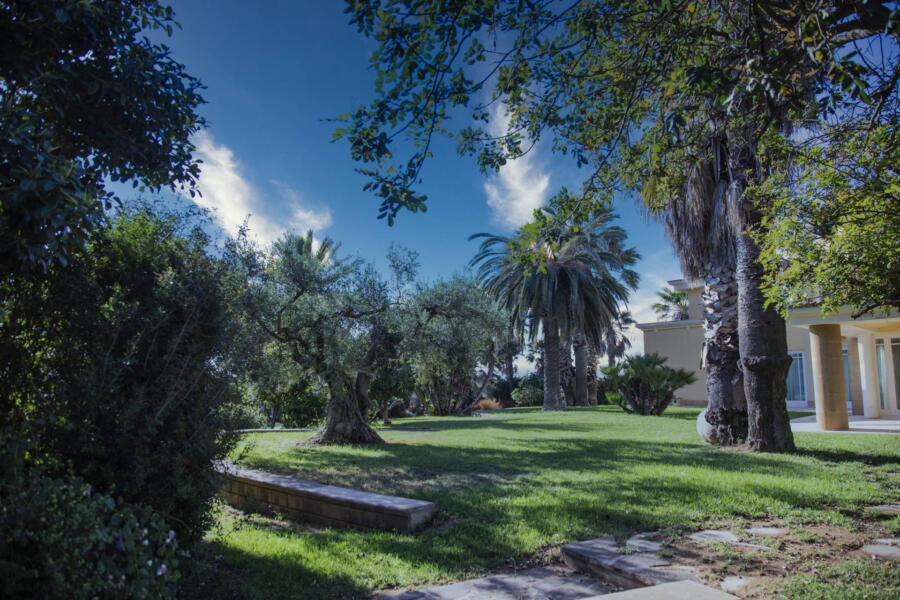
(844, 337), (864, 415)
(809, 324), (849, 430)
(857, 333), (881, 418)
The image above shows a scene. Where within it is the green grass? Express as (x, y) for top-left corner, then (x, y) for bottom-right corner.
(775, 559), (900, 599)
(208, 407), (899, 600)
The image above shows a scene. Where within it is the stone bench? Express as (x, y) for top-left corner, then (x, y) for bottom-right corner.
(216, 462), (436, 532)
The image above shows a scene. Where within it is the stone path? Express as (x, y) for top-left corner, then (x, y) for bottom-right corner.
(583, 581), (738, 599)
(382, 566), (616, 599)
(562, 535), (700, 589)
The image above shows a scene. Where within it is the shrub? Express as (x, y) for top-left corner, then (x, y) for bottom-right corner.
(474, 398), (502, 411)
(511, 373), (544, 407)
(602, 353), (696, 416)
(0, 432), (182, 600)
(0, 208), (242, 545)
(282, 378), (329, 427)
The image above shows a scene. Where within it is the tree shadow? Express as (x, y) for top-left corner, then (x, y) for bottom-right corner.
(224, 408), (898, 599)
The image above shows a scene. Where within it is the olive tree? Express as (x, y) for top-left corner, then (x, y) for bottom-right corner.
(407, 277), (506, 416)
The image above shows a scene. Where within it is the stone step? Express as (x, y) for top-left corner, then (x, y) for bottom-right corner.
(561, 537), (699, 589)
(381, 566), (616, 600)
(217, 461), (435, 532)
(582, 581), (738, 599)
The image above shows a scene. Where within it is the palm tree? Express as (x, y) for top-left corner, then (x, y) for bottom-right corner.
(643, 138), (747, 445)
(601, 310), (636, 367)
(470, 206), (639, 411)
(652, 287), (690, 321)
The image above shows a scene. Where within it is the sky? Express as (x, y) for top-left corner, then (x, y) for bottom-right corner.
(156, 0), (682, 356)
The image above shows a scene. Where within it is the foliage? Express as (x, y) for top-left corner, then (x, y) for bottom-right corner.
(0, 0), (204, 273)
(0, 430), (182, 600)
(369, 357), (415, 423)
(221, 408), (900, 600)
(0, 206), (242, 544)
(603, 354), (696, 416)
(652, 287), (690, 321)
(340, 1), (897, 224)
(758, 123), (900, 316)
(511, 373), (544, 407)
(408, 277), (506, 416)
(241, 342), (327, 428)
(471, 200), (639, 349)
(489, 375), (519, 407)
(474, 398), (502, 411)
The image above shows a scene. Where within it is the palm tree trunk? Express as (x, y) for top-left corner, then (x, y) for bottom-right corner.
(585, 342), (598, 405)
(560, 342), (575, 408)
(700, 265), (748, 444)
(542, 315), (562, 410)
(730, 146), (795, 453)
(503, 357), (515, 405)
(573, 332), (589, 405)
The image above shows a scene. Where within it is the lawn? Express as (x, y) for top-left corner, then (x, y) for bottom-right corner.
(196, 407), (899, 600)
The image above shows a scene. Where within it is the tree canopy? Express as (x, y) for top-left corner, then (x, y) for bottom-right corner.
(1, 0), (205, 272)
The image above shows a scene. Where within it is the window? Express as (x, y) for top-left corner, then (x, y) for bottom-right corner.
(876, 339), (887, 410)
(786, 351), (806, 403)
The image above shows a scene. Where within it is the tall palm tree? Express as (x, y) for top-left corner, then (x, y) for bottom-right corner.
(643, 137), (747, 445)
(470, 206), (639, 411)
(652, 287), (690, 321)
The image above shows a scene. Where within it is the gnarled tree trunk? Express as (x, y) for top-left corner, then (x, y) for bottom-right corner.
(730, 145), (795, 453)
(701, 265), (748, 444)
(542, 315), (562, 410)
(312, 372), (384, 444)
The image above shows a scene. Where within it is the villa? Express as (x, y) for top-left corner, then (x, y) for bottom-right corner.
(637, 279), (900, 431)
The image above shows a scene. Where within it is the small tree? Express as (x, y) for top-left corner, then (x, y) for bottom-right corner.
(234, 232), (421, 444)
(407, 277), (506, 416)
(369, 358), (415, 425)
(603, 354), (696, 416)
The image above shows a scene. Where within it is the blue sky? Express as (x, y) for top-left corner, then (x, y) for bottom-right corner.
(160, 1), (682, 353)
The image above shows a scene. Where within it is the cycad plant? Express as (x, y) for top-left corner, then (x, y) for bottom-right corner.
(470, 203), (639, 410)
(603, 353), (696, 416)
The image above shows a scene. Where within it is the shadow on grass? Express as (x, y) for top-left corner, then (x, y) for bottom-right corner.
(224, 407), (898, 600)
(187, 537), (373, 600)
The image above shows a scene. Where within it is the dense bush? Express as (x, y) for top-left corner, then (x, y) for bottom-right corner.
(0, 432), (181, 600)
(281, 377), (330, 428)
(0, 208), (242, 545)
(511, 373), (544, 407)
(602, 354), (696, 416)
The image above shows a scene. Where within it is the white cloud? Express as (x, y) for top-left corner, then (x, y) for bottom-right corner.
(270, 180), (333, 234)
(483, 104), (550, 229)
(183, 130), (331, 245)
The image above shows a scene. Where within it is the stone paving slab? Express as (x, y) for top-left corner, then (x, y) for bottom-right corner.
(868, 503), (900, 516)
(860, 544), (900, 560)
(746, 527), (788, 536)
(216, 461), (435, 531)
(689, 530), (739, 543)
(382, 567), (616, 600)
(581, 581), (738, 600)
(561, 537), (699, 589)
